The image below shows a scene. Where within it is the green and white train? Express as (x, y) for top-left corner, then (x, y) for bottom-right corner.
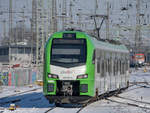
(43, 30), (130, 104)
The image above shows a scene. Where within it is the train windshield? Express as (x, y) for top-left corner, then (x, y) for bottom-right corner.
(50, 39), (87, 66)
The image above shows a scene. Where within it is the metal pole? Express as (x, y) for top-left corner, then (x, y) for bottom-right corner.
(3, 20), (6, 42)
(62, 0), (67, 30)
(9, 0), (12, 69)
(106, 1), (109, 40)
(36, 0), (39, 69)
(135, 0), (141, 53)
(69, 1), (73, 28)
(52, 0), (57, 32)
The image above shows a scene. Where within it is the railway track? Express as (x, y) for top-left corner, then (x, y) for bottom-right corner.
(1, 82), (149, 112)
(105, 82), (150, 110)
(115, 95), (150, 105)
(106, 97), (150, 110)
(75, 88), (127, 113)
(44, 107), (56, 113)
(123, 81), (150, 93)
(76, 82), (150, 113)
(43, 83), (142, 113)
(130, 82), (150, 88)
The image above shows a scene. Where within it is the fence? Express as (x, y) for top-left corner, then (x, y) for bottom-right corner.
(0, 68), (39, 86)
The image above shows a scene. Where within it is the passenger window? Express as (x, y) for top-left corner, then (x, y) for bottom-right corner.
(114, 60), (117, 76)
(120, 60), (122, 74)
(92, 50), (95, 64)
(97, 57), (100, 73)
(104, 59), (107, 76)
(121, 61), (125, 74)
(108, 59), (112, 75)
(101, 60), (104, 77)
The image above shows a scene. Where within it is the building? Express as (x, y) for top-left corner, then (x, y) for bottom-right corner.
(0, 44), (36, 68)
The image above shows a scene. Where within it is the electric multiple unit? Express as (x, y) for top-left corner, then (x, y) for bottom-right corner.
(134, 53), (145, 66)
(43, 30), (130, 105)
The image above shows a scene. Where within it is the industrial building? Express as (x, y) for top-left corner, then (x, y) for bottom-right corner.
(0, 44), (36, 68)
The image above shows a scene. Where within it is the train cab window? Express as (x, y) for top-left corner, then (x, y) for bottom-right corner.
(51, 39), (87, 67)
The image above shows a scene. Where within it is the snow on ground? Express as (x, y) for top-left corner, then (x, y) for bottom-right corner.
(80, 67), (150, 113)
(0, 67), (150, 113)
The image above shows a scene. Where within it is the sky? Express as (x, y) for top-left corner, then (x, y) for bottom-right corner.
(0, 0), (150, 45)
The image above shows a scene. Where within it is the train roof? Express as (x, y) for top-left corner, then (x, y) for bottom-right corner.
(50, 30), (129, 54)
(89, 36), (129, 53)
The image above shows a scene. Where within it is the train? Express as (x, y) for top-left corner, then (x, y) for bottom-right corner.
(43, 30), (130, 105)
(130, 53), (145, 67)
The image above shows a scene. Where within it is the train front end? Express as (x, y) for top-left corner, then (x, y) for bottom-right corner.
(43, 31), (95, 104)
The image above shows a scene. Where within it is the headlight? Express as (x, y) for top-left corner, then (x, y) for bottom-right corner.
(48, 73), (58, 79)
(77, 74), (88, 79)
(139, 61), (142, 64)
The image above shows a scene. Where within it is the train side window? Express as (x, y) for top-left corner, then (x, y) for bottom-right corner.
(108, 59), (110, 74)
(101, 60), (104, 77)
(117, 60), (120, 75)
(106, 59), (108, 74)
(97, 57), (100, 73)
(113, 60), (115, 76)
(117, 59), (119, 75)
(105, 60), (107, 76)
(120, 60), (122, 74)
(108, 58), (112, 75)
(114, 59), (117, 76)
(104, 59), (107, 76)
(122, 61), (125, 74)
(121, 60), (123, 74)
(92, 50), (95, 64)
